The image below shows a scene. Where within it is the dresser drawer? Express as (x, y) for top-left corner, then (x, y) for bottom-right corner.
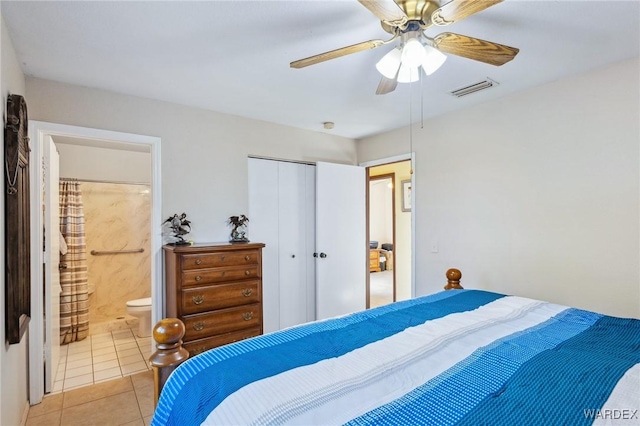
(181, 281), (260, 314)
(183, 327), (262, 357)
(182, 265), (259, 286)
(182, 303), (262, 340)
(182, 250), (258, 270)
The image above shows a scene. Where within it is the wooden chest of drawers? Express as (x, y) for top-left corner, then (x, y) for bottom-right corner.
(163, 242), (265, 357)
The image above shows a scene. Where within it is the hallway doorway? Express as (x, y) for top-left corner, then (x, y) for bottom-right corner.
(366, 159), (412, 308)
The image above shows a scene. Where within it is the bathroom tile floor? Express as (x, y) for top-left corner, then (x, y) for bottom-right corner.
(54, 328), (153, 393)
(26, 370), (155, 426)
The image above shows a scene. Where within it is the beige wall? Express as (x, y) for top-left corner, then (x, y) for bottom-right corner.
(370, 161), (412, 301)
(25, 77), (358, 243)
(82, 182), (152, 327)
(358, 58), (640, 319)
(1, 15), (29, 426)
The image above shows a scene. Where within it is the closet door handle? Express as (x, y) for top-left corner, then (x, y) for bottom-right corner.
(242, 288), (253, 297)
(192, 295), (204, 305)
(242, 312), (254, 321)
(319, 252), (327, 258)
(193, 322), (205, 331)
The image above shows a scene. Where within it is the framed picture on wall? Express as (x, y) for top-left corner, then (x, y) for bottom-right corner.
(401, 179), (411, 212)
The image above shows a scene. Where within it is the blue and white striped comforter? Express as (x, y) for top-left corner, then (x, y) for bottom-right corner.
(152, 290), (640, 425)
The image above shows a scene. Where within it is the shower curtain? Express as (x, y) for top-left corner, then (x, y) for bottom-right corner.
(59, 179), (89, 343)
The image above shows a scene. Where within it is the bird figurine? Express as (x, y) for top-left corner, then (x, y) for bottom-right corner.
(227, 215), (249, 243)
(163, 212), (191, 245)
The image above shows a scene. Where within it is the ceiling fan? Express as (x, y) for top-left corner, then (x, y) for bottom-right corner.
(290, 0), (519, 95)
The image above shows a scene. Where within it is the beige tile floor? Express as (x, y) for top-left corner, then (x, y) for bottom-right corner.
(55, 329), (153, 392)
(26, 370), (155, 426)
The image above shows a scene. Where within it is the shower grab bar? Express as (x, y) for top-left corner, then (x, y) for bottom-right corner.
(90, 248), (144, 256)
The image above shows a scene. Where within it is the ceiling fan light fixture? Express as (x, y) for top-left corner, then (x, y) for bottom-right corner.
(421, 45), (447, 75)
(375, 47), (402, 79)
(400, 38), (426, 68)
(397, 63), (420, 83)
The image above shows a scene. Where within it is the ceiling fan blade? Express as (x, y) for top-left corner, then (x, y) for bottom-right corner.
(431, 32), (519, 66)
(358, 0), (408, 26)
(431, 0), (503, 26)
(290, 39), (386, 69)
(376, 76), (398, 95)
(376, 60), (400, 95)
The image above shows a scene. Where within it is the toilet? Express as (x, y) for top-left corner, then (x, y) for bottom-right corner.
(126, 297), (152, 338)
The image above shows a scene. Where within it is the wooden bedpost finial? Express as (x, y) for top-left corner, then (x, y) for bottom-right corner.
(152, 317), (185, 346)
(149, 318), (190, 407)
(444, 268), (463, 290)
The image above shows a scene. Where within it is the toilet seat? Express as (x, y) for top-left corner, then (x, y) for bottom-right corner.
(126, 297), (152, 308)
(126, 297), (152, 338)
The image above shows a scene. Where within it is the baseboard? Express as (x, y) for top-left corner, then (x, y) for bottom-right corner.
(20, 400), (30, 426)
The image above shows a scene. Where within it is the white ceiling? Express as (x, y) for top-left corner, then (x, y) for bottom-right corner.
(2, 1), (639, 139)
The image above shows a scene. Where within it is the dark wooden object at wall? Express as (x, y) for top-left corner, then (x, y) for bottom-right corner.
(4, 94), (31, 344)
(151, 268), (465, 406)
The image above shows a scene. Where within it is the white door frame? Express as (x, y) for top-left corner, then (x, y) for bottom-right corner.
(359, 153), (415, 298)
(28, 121), (162, 404)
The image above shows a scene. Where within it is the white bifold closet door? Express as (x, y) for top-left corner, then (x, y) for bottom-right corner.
(277, 161), (316, 329)
(248, 158), (316, 333)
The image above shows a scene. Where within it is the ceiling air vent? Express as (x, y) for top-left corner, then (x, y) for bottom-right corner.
(449, 78), (499, 98)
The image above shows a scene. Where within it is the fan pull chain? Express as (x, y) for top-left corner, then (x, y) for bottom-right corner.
(409, 70), (414, 175)
(420, 71), (424, 130)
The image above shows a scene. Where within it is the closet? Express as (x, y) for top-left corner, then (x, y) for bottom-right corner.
(248, 158), (316, 333)
(249, 158), (367, 333)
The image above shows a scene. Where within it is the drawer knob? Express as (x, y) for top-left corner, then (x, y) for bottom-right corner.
(242, 312), (254, 321)
(242, 288), (253, 297)
(193, 322), (205, 331)
(245, 255), (250, 261)
(221, 271), (226, 277)
(221, 255), (226, 261)
(195, 259), (202, 265)
(192, 295), (204, 305)
(244, 270), (250, 275)
(195, 275), (202, 281)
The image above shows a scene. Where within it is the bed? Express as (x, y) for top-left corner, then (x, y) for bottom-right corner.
(149, 269), (640, 425)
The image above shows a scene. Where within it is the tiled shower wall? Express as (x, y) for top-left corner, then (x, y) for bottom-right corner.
(82, 182), (151, 329)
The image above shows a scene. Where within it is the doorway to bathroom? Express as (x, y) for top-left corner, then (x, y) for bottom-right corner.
(29, 122), (162, 405)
